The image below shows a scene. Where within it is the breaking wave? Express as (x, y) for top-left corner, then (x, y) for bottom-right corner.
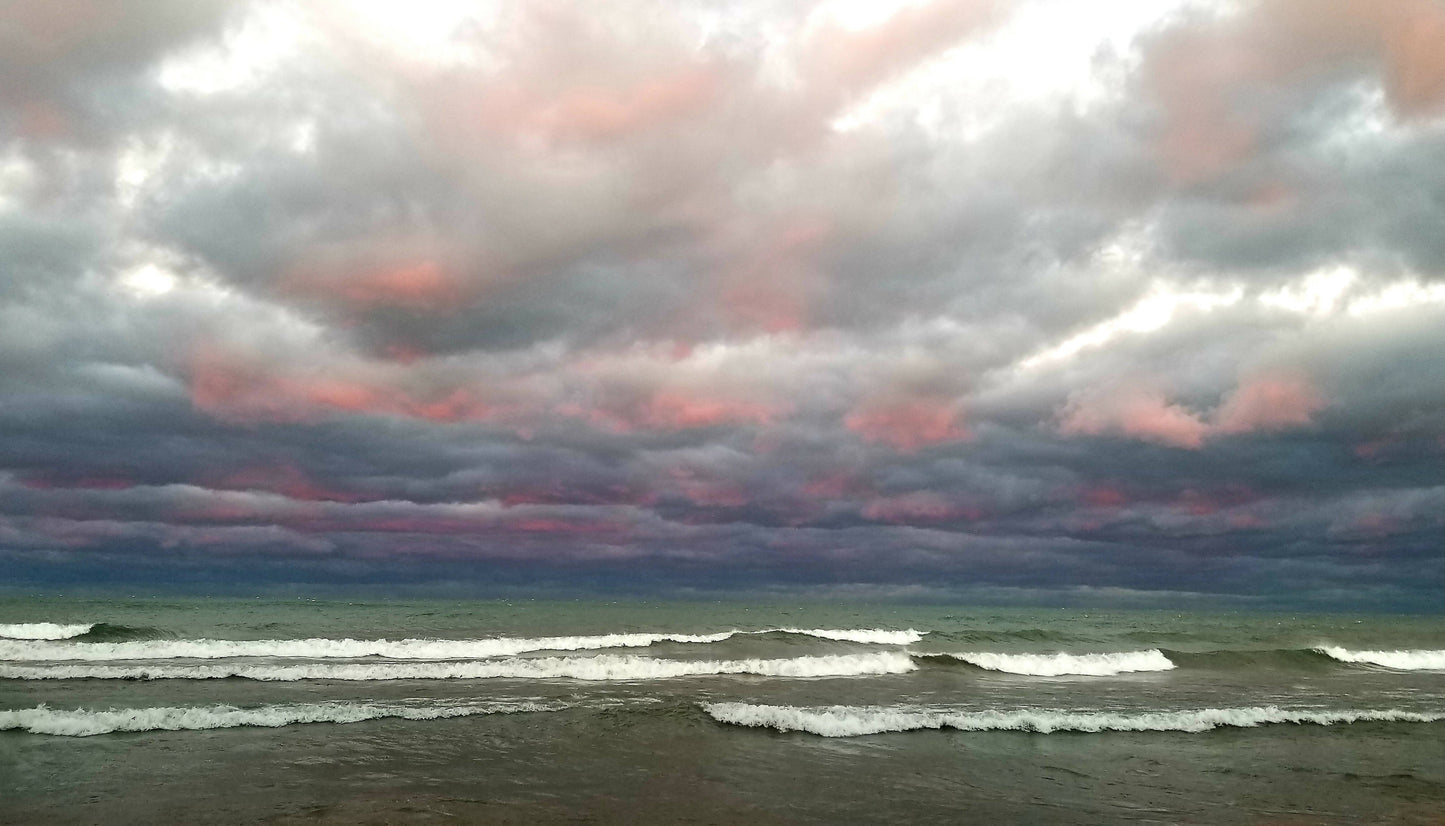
(1315, 647), (1445, 671)
(0, 623), (94, 640)
(938, 649), (1175, 676)
(703, 703), (1445, 737)
(770, 629), (924, 645)
(73, 623), (167, 642)
(0, 631), (731, 662)
(0, 651), (916, 682)
(0, 628), (921, 662)
(0, 700), (561, 737)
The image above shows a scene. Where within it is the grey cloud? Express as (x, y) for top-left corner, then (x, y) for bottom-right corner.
(1, 0), (1444, 607)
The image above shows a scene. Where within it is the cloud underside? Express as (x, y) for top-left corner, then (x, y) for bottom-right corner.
(2, 0), (1445, 605)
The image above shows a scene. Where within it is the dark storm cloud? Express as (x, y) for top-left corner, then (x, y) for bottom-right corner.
(1, 0), (1444, 606)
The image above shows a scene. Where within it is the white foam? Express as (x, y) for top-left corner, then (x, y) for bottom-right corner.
(944, 649), (1175, 676)
(1316, 647), (1445, 671)
(771, 629), (924, 645)
(0, 631), (735, 662)
(0, 623), (94, 640)
(0, 700), (559, 737)
(0, 627), (922, 662)
(0, 651), (916, 682)
(704, 703), (1445, 737)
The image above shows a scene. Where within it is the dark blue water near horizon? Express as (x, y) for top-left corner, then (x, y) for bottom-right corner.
(2, 597), (1443, 823)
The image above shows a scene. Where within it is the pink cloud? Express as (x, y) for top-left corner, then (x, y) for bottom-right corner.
(1141, 0), (1445, 184)
(644, 392), (775, 430)
(190, 336), (795, 435)
(1213, 374), (1325, 434)
(1376, 1), (1445, 117)
(187, 343), (512, 425)
(662, 468), (750, 509)
(575, 391), (781, 433)
(862, 491), (980, 523)
(1060, 374), (1324, 448)
(1353, 438), (1395, 460)
(304, 261), (465, 311)
(1227, 513), (1267, 529)
(1060, 386), (1209, 449)
(1350, 512), (1403, 539)
(802, 471), (873, 501)
(846, 397), (969, 452)
(711, 216), (831, 335)
(1080, 485), (1129, 508)
(513, 67), (721, 147)
(288, 1), (1010, 334)
(804, 0), (1003, 100)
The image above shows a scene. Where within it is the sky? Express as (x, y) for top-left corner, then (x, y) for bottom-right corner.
(3, 0), (1445, 607)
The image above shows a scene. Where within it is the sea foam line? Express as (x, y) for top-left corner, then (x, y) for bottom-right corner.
(0, 627), (923, 662)
(1315, 646), (1445, 671)
(703, 703), (1445, 737)
(941, 649), (1175, 676)
(0, 700), (561, 737)
(0, 623), (94, 640)
(0, 632), (730, 662)
(768, 629), (924, 645)
(0, 651), (916, 682)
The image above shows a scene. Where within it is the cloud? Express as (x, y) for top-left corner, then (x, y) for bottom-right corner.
(1058, 371), (1326, 448)
(1139, 0), (1445, 185)
(845, 396), (969, 451)
(1059, 384), (1211, 448)
(0, 0), (1443, 606)
(1213, 373), (1325, 433)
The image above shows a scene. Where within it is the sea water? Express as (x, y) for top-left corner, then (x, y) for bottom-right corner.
(1, 597), (1442, 823)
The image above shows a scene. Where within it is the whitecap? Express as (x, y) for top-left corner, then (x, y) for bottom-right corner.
(943, 649), (1175, 676)
(769, 629), (924, 645)
(0, 623), (94, 640)
(704, 702), (1445, 737)
(0, 700), (560, 737)
(0, 628), (922, 662)
(1315, 646), (1445, 671)
(0, 631), (734, 662)
(0, 651), (916, 682)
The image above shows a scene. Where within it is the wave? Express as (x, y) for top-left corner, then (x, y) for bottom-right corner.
(928, 646), (1443, 675)
(0, 623), (94, 640)
(0, 651), (916, 682)
(0, 700), (560, 737)
(769, 629), (924, 645)
(1159, 648), (1337, 671)
(703, 703), (1445, 738)
(74, 623), (168, 642)
(935, 649), (1175, 676)
(0, 627), (921, 662)
(0, 631), (734, 662)
(1315, 647), (1445, 671)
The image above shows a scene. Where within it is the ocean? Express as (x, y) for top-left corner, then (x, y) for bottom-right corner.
(1, 597), (1442, 824)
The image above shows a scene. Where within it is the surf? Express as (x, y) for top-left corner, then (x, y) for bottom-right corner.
(0, 623), (94, 640)
(0, 627), (922, 661)
(703, 703), (1445, 737)
(931, 649), (1175, 676)
(0, 651), (917, 681)
(0, 631), (733, 662)
(0, 700), (562, 736)
(1314, 647), (1445, 670)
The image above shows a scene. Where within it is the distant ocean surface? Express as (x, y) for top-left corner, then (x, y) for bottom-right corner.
(2, 598), (1443, 823)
